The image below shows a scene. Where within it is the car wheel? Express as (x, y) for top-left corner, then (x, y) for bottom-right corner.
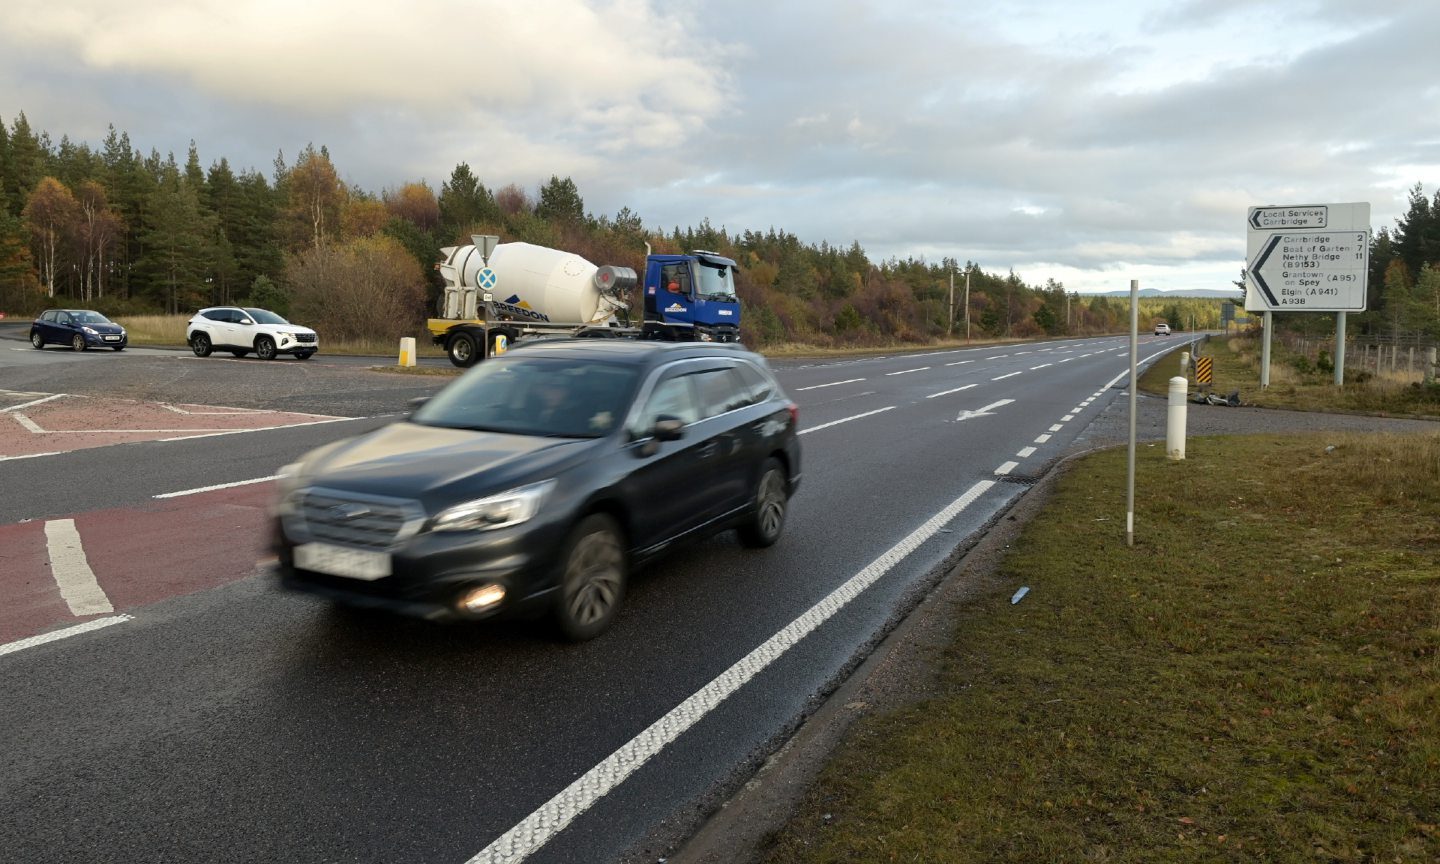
(295, 351), (313, 360)
(230, 350), (248, 358)
(255, 336), (277, 361)
(738, 458), (788, 548)
(553, 514), (627, 642)
(30, 331), (43, 349)
(447, 332), (478, 367)
(72, 333), (86, 352)
(191, 333), (212, 357)
(112, 345), (125, 352)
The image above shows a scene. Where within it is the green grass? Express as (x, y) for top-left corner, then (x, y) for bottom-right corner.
(1140, 336), (1440, 419)
(762, 433), (1440, 863)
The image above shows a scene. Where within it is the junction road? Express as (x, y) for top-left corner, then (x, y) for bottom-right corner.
(1, 330), (1193, 863)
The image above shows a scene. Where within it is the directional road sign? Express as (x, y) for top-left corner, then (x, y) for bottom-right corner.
(1245, 202), (1370, 312)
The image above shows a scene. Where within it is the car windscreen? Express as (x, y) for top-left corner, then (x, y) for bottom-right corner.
(70, 311), (112, 324)
(244, 308), (289, 325)
(412, 357), (641, 439)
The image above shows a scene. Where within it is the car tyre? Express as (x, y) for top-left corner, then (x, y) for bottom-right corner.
(295, 351), (314, 360)
(447, 332), (478, 367)
(191, 333), (212, 357)
(255, 336), (277, 361)
(738, 458), (788, 548)
(112, 345), (125, 352)
(30, 331), (43, 349)
(72, 333), (86, 351)
(230, 350), (248, 358)
(553, 514), (627, 642)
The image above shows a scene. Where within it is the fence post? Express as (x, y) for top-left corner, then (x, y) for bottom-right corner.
(1427, 347), (1437, 385)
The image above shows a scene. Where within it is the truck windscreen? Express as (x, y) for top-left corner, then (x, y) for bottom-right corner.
(696, 262), (737, 301)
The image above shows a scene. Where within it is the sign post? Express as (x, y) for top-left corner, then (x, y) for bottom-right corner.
(1245, 203), (1370, 387)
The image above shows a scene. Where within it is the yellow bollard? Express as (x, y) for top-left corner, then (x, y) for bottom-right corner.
(493, 334), (508, 356)
(398, 336), (416, 367)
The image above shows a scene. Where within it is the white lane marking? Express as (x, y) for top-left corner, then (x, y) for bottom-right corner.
(985, 354), (1009, 360)
(1, 393), (65, 413)
(0, 615), (133, 658)
(992, 371), (1022, 381)
(926, 383), (979, 399)
(885, 366), (931, 376)
(158, 416), (358, 442)
(794, 378), (865, 392)
(0, 451), (65, 462)
(995, 461), (1019, 475)
(43, 519), (113, 616)
(468, 480), (997, 864)
(159, 403), (274, 416)
(1034, 434), (1051, 443)
(955, 399), (1015, 422)
(1013, 351), (1033, 355)
(153, 475), (281, 499)
(944, 360), (973, 367)
(799, 406), (895, 435)
(1030, 363), (1053, 370)
(9, 412), (44, 433)
(1062, 414), (1075, 421)
(1058, 357), (1074, 363)
(1017, 446), (1036, 458)
(1049, 424), (1064, 432)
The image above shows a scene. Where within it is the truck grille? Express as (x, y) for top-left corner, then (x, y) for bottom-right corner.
(293, 488), (424, 549)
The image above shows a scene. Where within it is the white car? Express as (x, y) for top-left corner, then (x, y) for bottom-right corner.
(1154, 322), (1171, 335)
(187, 306), (319, 360)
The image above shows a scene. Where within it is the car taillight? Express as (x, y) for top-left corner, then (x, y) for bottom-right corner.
(787, 402), (799, 428)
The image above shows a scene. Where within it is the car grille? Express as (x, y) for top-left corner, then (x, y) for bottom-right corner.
(293, 488), (423, 550)
(294, 332), (317, 344)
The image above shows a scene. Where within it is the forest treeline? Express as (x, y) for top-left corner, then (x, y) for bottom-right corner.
(2, 111), (1434, 346)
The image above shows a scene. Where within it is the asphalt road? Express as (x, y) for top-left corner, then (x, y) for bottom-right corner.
(0, 322), (1196, 863)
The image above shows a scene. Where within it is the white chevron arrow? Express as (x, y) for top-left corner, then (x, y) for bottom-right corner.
(955, 398), (1014, 422)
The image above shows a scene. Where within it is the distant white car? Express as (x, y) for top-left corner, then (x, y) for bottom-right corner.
(1154, 323), (1171, 335)
(187, 306), (319, 360)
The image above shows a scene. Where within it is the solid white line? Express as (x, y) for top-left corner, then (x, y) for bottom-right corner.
(10, 412), (44, 433)
(153, 475), (281, 499)
(468, 480), (997, 864)
(44, 519), (113, 616)
(799, 406), (895, 435)
(1049, 424), (1064, 432)
(1034, 434), (1051, 443)
(0, 451), (65, 462)
(794, 378), (865, 392)
(158, 403), (273, 416)
(1017, 446), (1036, 458)
(0, 615), (133, 658)
(995, 461), (1019, 475)
(1030, 363), (1053, 370)
(944, 360), (973, 367)
(157, 416), (357, 442)
(926, 383), (978, 399)
(885, 366), (930, 376)
(1, 393), (65, 413)
(992, 371), (1022, 381)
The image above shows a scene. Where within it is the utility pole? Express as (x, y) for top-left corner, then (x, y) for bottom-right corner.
(947, 269), (954, 338)
(964, 269), (971, 341)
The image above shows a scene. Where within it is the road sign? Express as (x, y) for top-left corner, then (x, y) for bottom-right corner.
(1245, 202), (1369, 312)
(1195, 356), (1213, 384)
(471, 233), (499, 264)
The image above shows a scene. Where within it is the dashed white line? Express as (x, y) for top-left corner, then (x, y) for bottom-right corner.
(153, 475), (281, 499)
(885, 366), (931, 376)
(995, 461), (1019, 475)
(985, 355), (1009, 360)
(1030, 363), (1053, 371)
(944, 360), (973, 367)
(467, 480), (998, 864)
(1017, 446), (1036, 458)
(794, 378), (865, 392)
(1049, 424), (1064, 432)
(43, 519), (113, 616)
(992, 371), (1022, 381)
(1062, 414), (1075, 421)
(1034, 434), (1051, 443)
(799, 406), (895, 435)
(0, 615), (133, 658)
(926, 383), (979, 399)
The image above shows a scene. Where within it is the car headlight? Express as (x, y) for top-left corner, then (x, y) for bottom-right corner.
(431, 480), (556, 532)
(83, 326), (98, 335)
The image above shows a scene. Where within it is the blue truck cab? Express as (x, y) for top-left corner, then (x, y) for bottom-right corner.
(642, 251), (741, 342)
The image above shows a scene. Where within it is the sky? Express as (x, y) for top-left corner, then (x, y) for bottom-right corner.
(2, 0), (1438, 294)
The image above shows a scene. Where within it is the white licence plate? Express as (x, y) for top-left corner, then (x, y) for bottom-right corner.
(294, 542), (391, 580)
(103, 335), (121, 341)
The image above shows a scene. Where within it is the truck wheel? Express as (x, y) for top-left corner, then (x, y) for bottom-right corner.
(447, 332), (479, 367)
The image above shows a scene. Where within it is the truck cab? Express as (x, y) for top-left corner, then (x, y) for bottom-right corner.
(642, 252), (741, 342)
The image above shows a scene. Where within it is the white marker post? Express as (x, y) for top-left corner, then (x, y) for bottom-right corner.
(1127, 279), (1138, 548)
(398, 336), (416, 367)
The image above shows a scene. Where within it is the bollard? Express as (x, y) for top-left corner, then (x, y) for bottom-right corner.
(1167, 376), (1187, 460)
(398, 336), (416, 367)
(493, 334), (508, 356)
(1180, 351), (1190, 376)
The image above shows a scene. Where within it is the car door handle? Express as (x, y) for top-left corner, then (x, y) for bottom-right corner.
(697, 441), (719, 459)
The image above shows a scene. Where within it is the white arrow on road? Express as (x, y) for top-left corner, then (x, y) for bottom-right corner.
(954, 398), (1014, 422)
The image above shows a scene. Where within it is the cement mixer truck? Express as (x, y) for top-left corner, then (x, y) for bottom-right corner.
(426, 236), (743, 367)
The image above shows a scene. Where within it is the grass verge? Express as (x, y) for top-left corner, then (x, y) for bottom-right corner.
(761, 432), (1440, 863)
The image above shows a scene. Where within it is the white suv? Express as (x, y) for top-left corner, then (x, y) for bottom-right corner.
(1154, 322), (1171, 335)
(187, 307), (319, 360)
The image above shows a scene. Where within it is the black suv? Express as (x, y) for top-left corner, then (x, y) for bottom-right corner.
(275, 340), (801, 640)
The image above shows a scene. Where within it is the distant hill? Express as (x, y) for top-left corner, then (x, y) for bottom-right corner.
(1084, 288), (1245, 299)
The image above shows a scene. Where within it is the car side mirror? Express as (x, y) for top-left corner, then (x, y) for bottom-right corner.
(240, 319), (254, 325)
(652, 416), (685, 441)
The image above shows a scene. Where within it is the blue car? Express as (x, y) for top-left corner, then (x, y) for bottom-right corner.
(30, 309), (129, 351)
